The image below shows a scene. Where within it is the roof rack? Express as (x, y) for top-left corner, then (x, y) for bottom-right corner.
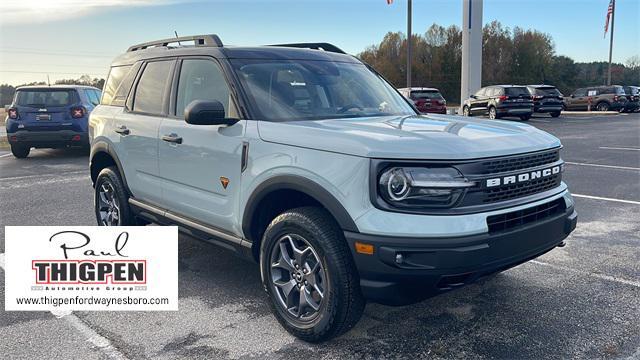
(269, 43), (346, 54)
(127, 34), (223, 52)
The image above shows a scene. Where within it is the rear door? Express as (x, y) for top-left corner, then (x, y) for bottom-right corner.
(13, 88), (79, 130)
(113, 59), (175, 205)
(568, 88), (588, 110)
(158, 57), (245, 233)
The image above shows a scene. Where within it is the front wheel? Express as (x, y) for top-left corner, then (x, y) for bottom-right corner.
(596, 102), (610, 111)
(10, 144), (30, 158)
(550, 111), (561, 118)
(462, 106), (470, 116)
(94, 166), (136, 226)
(260, 207), (365, 342)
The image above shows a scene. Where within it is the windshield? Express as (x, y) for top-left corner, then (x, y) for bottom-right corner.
(231, 59), (415, 121)
(534, 87), (562, 96)
(411, 91), (444, 100)
(15, 89), (77, 107)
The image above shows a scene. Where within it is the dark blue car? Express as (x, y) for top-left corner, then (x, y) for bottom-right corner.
(5, 85), (101, 158)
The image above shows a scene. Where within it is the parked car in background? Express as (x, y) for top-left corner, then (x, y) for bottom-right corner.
(526, 85), (564, 118)
(398, 87), (447, 114)
(462, 85), (533, 121)
(564, 85), (627, 112)
(5, 85), (101, 158)
(623, 86), (639, 112)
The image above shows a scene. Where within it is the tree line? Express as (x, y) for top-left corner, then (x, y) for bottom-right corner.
(0, 75), (105, 107)
(359, 21), (640, 104)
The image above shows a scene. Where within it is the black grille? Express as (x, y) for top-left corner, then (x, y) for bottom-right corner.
(483, 174), (561, 203)
(479, 150), (559, 174)
(487, 198), (565, 233)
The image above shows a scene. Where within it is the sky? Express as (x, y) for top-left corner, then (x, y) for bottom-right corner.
(0, 0), (638, 86)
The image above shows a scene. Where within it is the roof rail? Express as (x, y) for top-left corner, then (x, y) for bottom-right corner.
(127, 34), (223, 52)
(269, 43), (346, 54)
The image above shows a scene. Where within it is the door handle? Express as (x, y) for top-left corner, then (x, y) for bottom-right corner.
(162, 133), (183, 144)
(114, 125), (130, 135)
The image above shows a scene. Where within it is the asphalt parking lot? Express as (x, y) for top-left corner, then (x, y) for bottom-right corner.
(1, 113), (639, 359)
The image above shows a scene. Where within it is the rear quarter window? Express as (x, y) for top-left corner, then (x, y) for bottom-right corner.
(102, 63), (140, 106)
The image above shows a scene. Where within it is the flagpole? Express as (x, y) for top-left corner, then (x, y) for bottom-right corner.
(407, 0), (412, 88)
(607, 0), (615, 85)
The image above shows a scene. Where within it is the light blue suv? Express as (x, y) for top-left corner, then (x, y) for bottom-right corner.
(89, 35), (577, 342)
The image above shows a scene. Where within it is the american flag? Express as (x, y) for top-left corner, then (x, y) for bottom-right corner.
(604, 0), (614, 37)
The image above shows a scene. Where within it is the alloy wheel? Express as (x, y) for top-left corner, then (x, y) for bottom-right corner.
(489, 107), (496, 119)
(97, 181), (120, 226)
(269, 234), (327, 321)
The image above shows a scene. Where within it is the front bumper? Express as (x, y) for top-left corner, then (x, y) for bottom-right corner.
(7, 130), (88, 147)
(345, 205), (577, 305)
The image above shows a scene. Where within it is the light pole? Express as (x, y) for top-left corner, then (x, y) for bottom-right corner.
(407, 0), (412, 89)
(460, 0), (483, 112)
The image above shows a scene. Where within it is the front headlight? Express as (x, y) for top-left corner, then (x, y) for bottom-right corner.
(378, 167), (476, 209)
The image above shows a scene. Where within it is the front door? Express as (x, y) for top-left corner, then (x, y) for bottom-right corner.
(158, 58), (245, 234)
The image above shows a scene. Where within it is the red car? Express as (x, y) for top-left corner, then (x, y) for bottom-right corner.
(398, 87), (447, 114)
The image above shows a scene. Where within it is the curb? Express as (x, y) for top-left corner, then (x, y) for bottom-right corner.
(561, 111), (621, 116)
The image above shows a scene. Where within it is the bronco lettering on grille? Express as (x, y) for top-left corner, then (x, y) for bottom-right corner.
(486, 165), (561, 187)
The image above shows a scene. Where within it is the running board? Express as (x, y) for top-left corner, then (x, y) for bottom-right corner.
(128, 198), (251, 250)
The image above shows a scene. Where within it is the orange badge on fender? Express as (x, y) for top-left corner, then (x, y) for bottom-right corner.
(220, 177), (230, 189)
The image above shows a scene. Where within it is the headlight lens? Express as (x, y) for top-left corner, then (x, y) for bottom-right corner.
(378, 167), (475, 208)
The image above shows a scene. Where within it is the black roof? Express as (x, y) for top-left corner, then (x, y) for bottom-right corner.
(112, 34), (359, 67)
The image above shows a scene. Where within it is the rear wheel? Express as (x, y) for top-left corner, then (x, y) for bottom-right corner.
(488, 106), (498, 120)
(520, 114), (532, 121)
(10, 144), (30, 158)
(596, 102), (610, 111)
(550, 111), (561, 118)
(94, 166), (136, 226)
(260, 207), (365, 342)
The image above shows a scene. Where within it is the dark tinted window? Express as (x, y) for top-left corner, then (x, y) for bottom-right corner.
(15, 89), (77, 107)
(133, 61), (173, 115)
(534, 87), (562, 96)
(102, 65), (131, 105)
(504, 87), (530, 96)
(176, 59), (231, 117)
(625, 86), (639, 95)
(410, 90), (443, 100)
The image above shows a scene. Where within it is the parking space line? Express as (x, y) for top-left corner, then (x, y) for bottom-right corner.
(599, 146), (640, 151)
(0, 170), (88, 182)
(572, 194), (640, 205)
(0, 153), (12, 158)
(0, 253), (129, 360)
(565, 161), (640, 171)
(531, 260), (640, 288)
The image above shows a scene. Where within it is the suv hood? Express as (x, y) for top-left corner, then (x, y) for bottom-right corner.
(257, 114), (561, 160)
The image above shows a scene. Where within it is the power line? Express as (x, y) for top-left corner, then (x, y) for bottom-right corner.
(0, 46), (115, 56)
(0, 63), (107, 69)
(0, 49), (114, 58)
(0, 70), (105, 76)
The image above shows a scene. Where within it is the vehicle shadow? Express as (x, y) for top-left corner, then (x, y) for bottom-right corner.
(175, 235), (631, 359)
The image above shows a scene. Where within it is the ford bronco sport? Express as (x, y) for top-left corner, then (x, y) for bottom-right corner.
(89, 34), (577, 342)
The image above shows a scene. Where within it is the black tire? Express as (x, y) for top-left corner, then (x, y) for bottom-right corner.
(260, 206), (365, 342)
(596, 101), (610, 111)
(550, 111), (561, 118)
(462, 106), (470, 116)
(94, 166), (136, 226)
(10, 144), (30, 158)
(520, 114), (532, 121)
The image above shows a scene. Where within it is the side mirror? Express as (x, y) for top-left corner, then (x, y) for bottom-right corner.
(570, 94), (575, 98)
(184, 100), (238, 126)
(470, 95), (477, 99)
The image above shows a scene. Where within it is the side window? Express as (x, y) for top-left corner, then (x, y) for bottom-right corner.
(102, 65), (131, 105)
(175, 59), (233, 117)
(474, 88), (485, 97)
(133, 60), (174, 115)
(573, 88), (586, 97)
(84, 90), (100, 106)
